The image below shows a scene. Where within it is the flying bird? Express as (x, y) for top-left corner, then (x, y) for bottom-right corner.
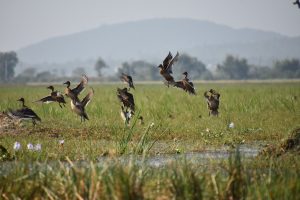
(7, 98), (41, 125)
(70, 88), (94, 122)
(35, 85), (66, 108)
(117, 88), (135, 112)
(158, 51), (179, 87)
(174, 72), (196, 95)
(120, 73), (135, 90)
(204, 89), (221, 116)
(64, 75), (88, 99)
(294, 0), (300, 8)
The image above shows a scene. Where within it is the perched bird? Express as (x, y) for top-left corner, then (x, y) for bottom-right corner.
(158, 51), (179, 87)
(7, 98), (41, 125)
(174, 72), (196, 95)
(35, 85), (66, 108)
(70, 88), (94, 122)
(204, 89), (221, 116)
(64, 75), (88, 99)
(120, 106), (134, 125)
(120, 73), (135, 90)
(117, 88), (135, 112)
(294, 0), (300, 8)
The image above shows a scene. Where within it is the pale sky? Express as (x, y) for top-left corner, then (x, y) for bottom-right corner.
(0, 0), (299, 51)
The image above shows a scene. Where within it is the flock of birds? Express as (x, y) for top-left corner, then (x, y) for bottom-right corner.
(4, 52), (220, 126)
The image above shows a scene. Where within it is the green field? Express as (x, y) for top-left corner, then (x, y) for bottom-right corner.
(0, 82), (299, 199)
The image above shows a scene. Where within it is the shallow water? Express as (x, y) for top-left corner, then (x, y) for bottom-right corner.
(97, 145), (260, 167)
(0, 145), (261, 175)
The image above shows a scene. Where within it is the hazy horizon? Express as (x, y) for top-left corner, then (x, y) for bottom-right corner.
(1, 0), (300, 51)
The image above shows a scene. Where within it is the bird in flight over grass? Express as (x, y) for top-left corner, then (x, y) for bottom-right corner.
(120, 73), (135, 90)
(64, 75), (88, 99)
(158, 51), (179, 87)
(117, 87), (135, 113)
(35, 85), (66, 108)
(174, 72), (196, 95)
(7, 98), (41, 125)
(69, 88), (94, 122)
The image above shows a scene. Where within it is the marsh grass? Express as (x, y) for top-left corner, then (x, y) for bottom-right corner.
(0, 149), (299, 199)
(0, 82), (299, 160)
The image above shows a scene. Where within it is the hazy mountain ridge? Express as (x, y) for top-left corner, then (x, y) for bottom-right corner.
(17, 18), (299, 66)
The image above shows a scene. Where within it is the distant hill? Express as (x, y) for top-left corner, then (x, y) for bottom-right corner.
(17, 18), (300, 67)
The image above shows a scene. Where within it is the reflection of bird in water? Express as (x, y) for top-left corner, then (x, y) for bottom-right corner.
(294, 0), (300, 9)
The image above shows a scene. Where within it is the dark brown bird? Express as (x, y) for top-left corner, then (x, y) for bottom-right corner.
(120, 73), (135, 90)
(64, 75), (88, 99)
(117, 88), (135, 112)
(35, 85), (66, 108)
(174, 72), (196, 95)
(70, 88), (94, 122)
(294, 0), (300, 8)
(158, 51), (179, 87)
(7, 98), (41, 125)
(204, 89), (220, 116)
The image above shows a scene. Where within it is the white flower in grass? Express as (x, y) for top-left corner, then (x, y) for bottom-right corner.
(59, 140), (64, 145)
(150, 122), (155, 128)
(13, 142), (21, 151)
(229, 122), (235, 129)
(34, 144), (42, 151)
(27, 143), (34, 150)
(206, 128), (210, 133)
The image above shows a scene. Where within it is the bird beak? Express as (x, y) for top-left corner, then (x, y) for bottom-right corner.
(63, 82), (68, 85)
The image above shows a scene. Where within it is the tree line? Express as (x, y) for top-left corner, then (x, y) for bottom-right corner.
(0, 51), (300, 83)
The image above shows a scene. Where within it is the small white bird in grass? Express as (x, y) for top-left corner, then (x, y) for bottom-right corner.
(34, 144), (42, 151)
(229, 122), (235, 129)
(59, 140), (65, 147)
(27, 143), (34, 150)
(13, 142), (21, 151)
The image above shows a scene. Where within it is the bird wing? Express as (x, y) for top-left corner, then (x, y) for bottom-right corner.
(128, 76), (135, 89)
(35, 96), (55, 104)
(163, 52), (173, 70)
(183, 80), (196, 95)
(173, 81), (185, 90)
(9, 108), (41, 121)
(166, 52), (179, 74)
(72, 75), (88, 96)
(81, 88), (94, 108)
(21, 108), (41, 121)
(162, 72), (175, 83)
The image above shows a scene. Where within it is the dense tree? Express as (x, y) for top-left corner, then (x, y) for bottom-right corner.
(72, 67), (86, 78)
(216, 55), (250, 80)
(95, 58), (108, 77)
(272, 59), (300, 78)
(117, 60), (160, 81)
(0, 51), (18, 82)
